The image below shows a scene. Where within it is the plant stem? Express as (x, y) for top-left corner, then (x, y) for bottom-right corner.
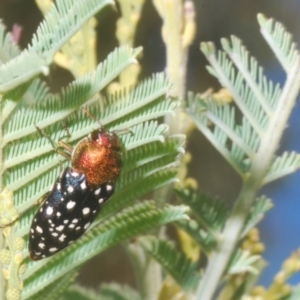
(153, 0), (195, 100)
(195, 56), (300, 300)
(195, 179), (258, 300)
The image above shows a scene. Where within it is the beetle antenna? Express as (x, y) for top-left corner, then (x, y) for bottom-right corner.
(82, 106), (103, 128)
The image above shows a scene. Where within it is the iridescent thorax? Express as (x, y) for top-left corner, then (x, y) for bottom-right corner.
(71, 128), (122, 187)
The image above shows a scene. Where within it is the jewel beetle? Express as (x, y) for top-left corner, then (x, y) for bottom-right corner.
(29, 116), (123, 260)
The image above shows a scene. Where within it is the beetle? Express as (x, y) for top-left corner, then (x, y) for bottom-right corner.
(29, 111), (124, 260)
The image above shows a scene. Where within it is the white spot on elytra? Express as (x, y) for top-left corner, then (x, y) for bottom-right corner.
(106, 184), (112, 191)
(72, 219), (78, 223)
(41, 237), (45, 240)
(98, 198), (104, 204)
(51, 223), (55, 227)
(75, 226), (81, 230)
(46, 207), (53, 215)
(57, 183), (61, 190)
(34, 218), (37, 222)
(48, 219), (52, 224)
(93, 210), (96, 214)
(94, 188), (101, 195)
(39, 207), (43, 212)
(67, 186), (74, 193)
(67, 200), (76, 210)
(38, 242), (45, 249)
(31, 229), (34, 233)
(36, 226), (43, 233)
(84, 222), (90, 230)
(61, 197), (64, 201)
(56, 212), (61, 217)
(80, 181), (87, 190)
(49, 247), (58, 252)
(63, 220), (69, 224)
(52, 232), (58, 237)
(59, 234), (67, 242)
(69, 224), (75, 228)
(71, 171), (79, 177)
(49, 228), (54, 232)
(82, 207), (90, 215)
(56, 225), (64, 231)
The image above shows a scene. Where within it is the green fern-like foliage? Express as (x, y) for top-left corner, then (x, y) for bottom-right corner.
(186, 14), (300, 300)
(0, 0), (114, 93)
(175, 187), (272, 256)
(27, 270), (78, 300)
(23, 202), (188, 299)
(188, 29), (300, 183)
(241, 195), (273, 238)
(61, 283), (141, 300)
(0, 1), (189, 299)
(62, 285), (99, 300)
(175, 187), (228, 254)
(139, 236), (200, 291)
(176, 188), (228, 232)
